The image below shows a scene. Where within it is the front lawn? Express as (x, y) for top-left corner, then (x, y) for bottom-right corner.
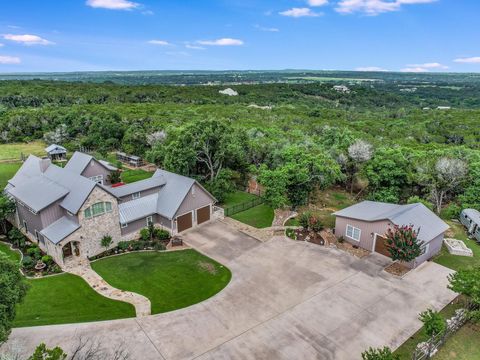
(0, 141), (46, 161)
(231, 203), (274, 228)
(434, 323), (480, 360)
(91, 250), (231, 314)
(222, 190), (258, 208)
(14, 273), (135, 327)
(121, 169), (153, 183)
(0, 162), (22, 188)
(433, 221), (480, 271)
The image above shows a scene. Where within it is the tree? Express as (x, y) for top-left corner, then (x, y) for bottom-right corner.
(448, 266), (480, 322)
(0, 194), (15, 235)
(419, 309), (446, 337)
(346, 139), (373, 193)
(100, 235), (113, 252)
(0, 253), (29, 343)
(28, 343), (66, 360)
(361, 346), (399, 360)
(7, 228), (25, 249)
(416, 157), (468, 214)
(385, 225), (424, 263)
(43, 124), (69, 145)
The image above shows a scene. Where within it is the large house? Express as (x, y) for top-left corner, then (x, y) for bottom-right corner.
(334, 201), (449, 268)
(5, 152), (216, 265)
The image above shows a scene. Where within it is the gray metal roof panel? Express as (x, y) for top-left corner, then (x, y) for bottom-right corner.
(45, 144), (66, 153)
(109, 175), (165, 197)
(64, 151), (93, 174)
(98, 160), (118, 171)
(8, 155), (43, 187)
(118, 193), (158, 223)
(40, 216), (80, 244)
(154, 169), (195, 219)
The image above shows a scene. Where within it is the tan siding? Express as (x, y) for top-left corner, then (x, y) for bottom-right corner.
(175, 183), (214, 218)
(40, 199), (65, 228)
(335, 217), (391, 251)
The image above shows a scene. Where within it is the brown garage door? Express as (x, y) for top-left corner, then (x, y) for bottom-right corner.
(374, 235), (390, 257)
(196, 205), (210, 225)
(177, 212), (193, 233)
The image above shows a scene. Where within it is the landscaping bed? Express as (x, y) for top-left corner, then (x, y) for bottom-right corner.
(91, 249), (231, 314)
(384, 262), (410, 277)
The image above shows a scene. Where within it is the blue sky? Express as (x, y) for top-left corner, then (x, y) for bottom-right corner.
(0, 0), (479, 72)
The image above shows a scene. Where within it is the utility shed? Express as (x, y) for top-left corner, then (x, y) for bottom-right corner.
(45, 144), (67, 160)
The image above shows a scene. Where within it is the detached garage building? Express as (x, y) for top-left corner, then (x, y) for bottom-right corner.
(333, 201), (449, 268)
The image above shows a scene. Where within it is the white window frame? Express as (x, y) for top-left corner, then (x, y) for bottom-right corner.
(346, 224), (361, 242)
(89, 175), (104, 185)
(146, 216), (153, 226)
(132, 192), (141, 200)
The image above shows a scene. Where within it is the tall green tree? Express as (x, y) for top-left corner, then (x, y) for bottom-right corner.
(0, 194), (15, 235)
(0, 253), (29, 343)
(448, 266), (480, 322)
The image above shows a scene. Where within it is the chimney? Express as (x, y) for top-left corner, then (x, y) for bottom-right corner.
(39, 157), (51, 173)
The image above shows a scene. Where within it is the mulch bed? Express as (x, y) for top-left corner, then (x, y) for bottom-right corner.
(384, 262), (411, 277)
(293, 228), (327, 245)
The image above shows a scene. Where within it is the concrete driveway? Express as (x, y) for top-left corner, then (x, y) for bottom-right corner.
(5, 220), (456, 360)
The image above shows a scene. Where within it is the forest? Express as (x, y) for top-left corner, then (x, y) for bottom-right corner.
(0, 72), (479, 217)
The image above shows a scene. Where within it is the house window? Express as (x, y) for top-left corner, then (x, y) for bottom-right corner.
(346, 224), (361, 241)
(84, 202), (112, 219)
(35, 230), (39, 241)
(132, 192), (141, 200)
(121, 222), (128, 228)
(146, 216), (153, 226)
(89, 175), (104, 184)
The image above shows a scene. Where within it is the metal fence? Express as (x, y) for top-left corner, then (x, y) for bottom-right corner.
(224, 197), (264, 217)
(411, 307), (471, 360)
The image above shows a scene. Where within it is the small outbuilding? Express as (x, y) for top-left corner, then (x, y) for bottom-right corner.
(460, 209), (480, 242)
(116, 152), (144, 168)
(45, 144), (67, 161)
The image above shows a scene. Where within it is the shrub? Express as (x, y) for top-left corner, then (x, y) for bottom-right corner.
(49, 264), (62, 274)
(309, 215), (323, 232)
(385, 224), (423, 263)
(154, 242), (166, 251)
(139, 228), (150, 241)
(26, 247), (41, 260)
(407, 196), (434, 211)
(440, 203), (462, 220)
(131, 241), (144, 251)
(286, 228), (296, 240)
(117, 241), (130, 251)
(298, 212), (311, 230)
(361, 346), (399, 360)
(155, 228), (170, 241)
(100, 235), (113, 250)
(419, 309), (446, 337)
(41, 255), (53, 266)
(22, 256), (34, 269)
(338, 236), (345, 243)
(8, 228), (26, 249)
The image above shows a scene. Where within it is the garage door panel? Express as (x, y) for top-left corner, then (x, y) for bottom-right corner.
(177, 212), (193, 233)
(197, 205), (210, 225)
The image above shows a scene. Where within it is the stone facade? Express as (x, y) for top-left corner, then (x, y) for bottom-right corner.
(58, 187), (121, 263)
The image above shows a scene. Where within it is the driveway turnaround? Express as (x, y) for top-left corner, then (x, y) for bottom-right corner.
(5, 221), (456, 360)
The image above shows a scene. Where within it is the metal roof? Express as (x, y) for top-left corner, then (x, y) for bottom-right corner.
(109, 174), (166, 198)
(45, 144), (66, 153)
(462, 209), (480, 225)
(154, 169), (196, 219)
(8, 176), (69, 212)
(40, 216), (80, 244)
(98, 159), (118, 171)
(334, 200), (449, 242)
(64, 151), (93, 174)
(119, 193), (159, 224)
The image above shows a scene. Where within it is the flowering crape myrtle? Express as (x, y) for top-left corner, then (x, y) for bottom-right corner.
(385, 224), (424, 262)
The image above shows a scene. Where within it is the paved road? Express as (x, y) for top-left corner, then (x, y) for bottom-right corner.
(4, 221), (456, 359)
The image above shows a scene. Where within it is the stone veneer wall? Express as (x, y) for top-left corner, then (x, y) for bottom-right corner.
(59, 186), (122, 260)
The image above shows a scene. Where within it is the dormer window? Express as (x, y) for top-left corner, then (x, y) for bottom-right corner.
(132, 192), (141, 200)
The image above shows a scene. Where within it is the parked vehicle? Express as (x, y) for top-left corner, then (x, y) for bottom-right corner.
(460, 209), (480, 242)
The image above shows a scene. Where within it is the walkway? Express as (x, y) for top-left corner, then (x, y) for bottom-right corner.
(64, 259), (151, 317)
(7, 221), (457, 360)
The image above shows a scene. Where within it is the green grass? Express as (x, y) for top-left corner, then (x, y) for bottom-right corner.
(121, 169), (153, 183)
(285, 217), (299, 226)
(0, 162), (22, 188)
(433, 221), (480, 271)
(231, 203), (274, 228)
(222, 191), (258, 208)
(14, 273), (135, 327)
(434, 323), (480, 360)
(0, 242), (21, 263)
(394, 299), (465, 359)
(0, 141), (46, 161)
(91, 250), (231, 314)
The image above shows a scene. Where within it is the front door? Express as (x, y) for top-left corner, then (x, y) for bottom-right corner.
(374, 235), (390, 257)
(62, 243), (73, 258)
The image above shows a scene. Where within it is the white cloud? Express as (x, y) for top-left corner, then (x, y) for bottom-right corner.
(148, 40), (171, 46)
(185, 44), (206, 50)
(279, 8), (322, 17)
(401, 62), (448, 72)
(454, 57), (480, 64)
(197, 38), (244, 46)
(336, 0), (437, 16)
(3, 34), (54, 45)
(86, 0), (139, 10)
(355, 66), (388, 71)
(401, 67), (429, 72)
(0, 55), (21, 64)
(142, 10), (154, 15)
(307, 0), (329, 6)
(254, 25), (280, 32)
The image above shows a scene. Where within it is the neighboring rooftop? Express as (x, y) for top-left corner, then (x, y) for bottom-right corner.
(334, 200), (449, 242)
(45, 144), (66, 154)
(462, 208), (480, 224)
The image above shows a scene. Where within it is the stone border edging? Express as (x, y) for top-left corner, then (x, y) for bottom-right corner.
(89, 246), (190, 264)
